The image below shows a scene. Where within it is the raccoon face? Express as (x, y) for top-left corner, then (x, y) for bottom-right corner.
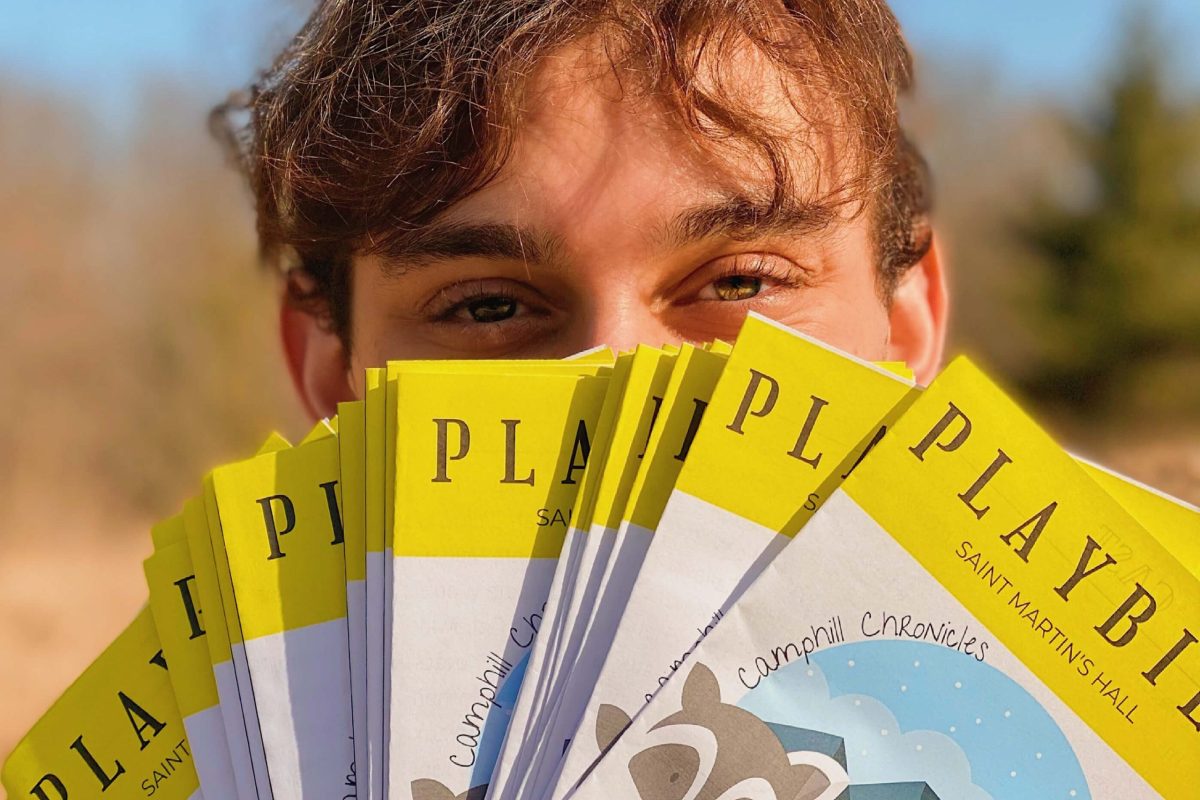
(624, 706), (721, 800)
(629, 745), (798, 800)
(630, 743), (701, 800)
(629, 737), (795, 800)
(624, 663), (846, 800)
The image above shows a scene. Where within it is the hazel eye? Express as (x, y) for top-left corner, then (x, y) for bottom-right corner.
(463, 296), (518, 322)
(711, 275), (764, 301)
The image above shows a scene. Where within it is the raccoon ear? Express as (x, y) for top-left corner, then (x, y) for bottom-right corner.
(681, 663), (721, 710)
(596, 703), (633, 753)
(410, 778), (457, 800)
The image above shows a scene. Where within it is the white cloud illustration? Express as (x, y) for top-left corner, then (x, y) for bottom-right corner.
(741, 663), (993, 800)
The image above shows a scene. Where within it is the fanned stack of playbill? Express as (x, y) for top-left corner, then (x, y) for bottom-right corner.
(5, 313), (1199, 800)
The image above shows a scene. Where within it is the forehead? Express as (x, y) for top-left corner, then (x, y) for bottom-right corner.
(439, 36), (855, 235)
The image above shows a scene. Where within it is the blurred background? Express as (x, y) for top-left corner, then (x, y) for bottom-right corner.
(1, 0), (1197, 758)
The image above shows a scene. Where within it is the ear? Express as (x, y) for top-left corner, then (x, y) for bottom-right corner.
(596, 704), (633, 754)
(681, 663), (721, 711)
(886, 234), (948, 386)
(410, 779), (457, 800)
(280, 271), (355, 421)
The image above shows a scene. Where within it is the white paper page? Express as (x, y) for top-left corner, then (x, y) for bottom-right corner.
(488, 521), (590, 800)
(506, 522), (620, 800)
(223, 613), (274, 794)
(240, 621), (355, 796)
(532, 521), (654, 797)
(210, 659), (260, 799)
(179, 706), (233, 799)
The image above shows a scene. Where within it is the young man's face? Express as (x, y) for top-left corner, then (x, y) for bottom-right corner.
(284, 41), (946, 418)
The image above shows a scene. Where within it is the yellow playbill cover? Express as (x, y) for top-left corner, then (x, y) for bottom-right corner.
(178, 432), (293, 800)
(625, 344), (732, 533)
(386, 364), (610, 800)
(370, 356), (612, 800)
(362, 367), (388, 800)
(846, 357), (1199, 796)
(209, 420), (354, 799)
(548, 342), (729, 800)
(558, 312), (917, 790)
(496, 347), (679, 800)
(488, 352), (638, 800)
(2, 606), (200, 800)
(1081, 460), (1200, 577)
(182, 493), (262, 800)
(574, 355), (1198, 799)
(10, 320), (1198, 800)
(145, 527), (237, 798)
(337, 398), (369, 795)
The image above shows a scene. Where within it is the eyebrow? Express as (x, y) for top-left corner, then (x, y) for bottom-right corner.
(660, 194), (838, 248)
(376, 194), (838, 277)
(377, 222), (567, 277)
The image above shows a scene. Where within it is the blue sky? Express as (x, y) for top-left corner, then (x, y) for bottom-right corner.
(892, 0), (1200, 96)
(0, 0), (298, 111)
(1, 0), (1197, 116)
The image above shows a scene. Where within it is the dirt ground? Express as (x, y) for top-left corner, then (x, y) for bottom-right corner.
(1, 432), (1196, 765)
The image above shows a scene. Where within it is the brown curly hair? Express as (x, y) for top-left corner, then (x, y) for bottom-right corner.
(215, 0), (932, 349)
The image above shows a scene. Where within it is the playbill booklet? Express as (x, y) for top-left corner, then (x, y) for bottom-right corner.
(571, 357), (1199, 800)
(551, 316), (917, 799)
(386, 361), (611, 799)
(5, 312), (1199, 800)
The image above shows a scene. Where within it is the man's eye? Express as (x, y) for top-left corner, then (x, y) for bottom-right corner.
(460, 296), (519, 323)
(417, 280), (560, 355)
(688, 255), (805, 305)
(710, 275), (764, 301)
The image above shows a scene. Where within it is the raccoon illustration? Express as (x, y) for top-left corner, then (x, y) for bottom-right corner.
(600, 663), (850, 800)
(409, 779), (488, 800)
